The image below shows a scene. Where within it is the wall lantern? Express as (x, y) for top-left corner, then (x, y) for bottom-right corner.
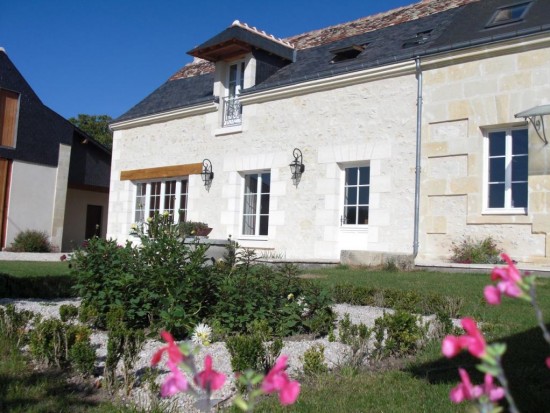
(201, 159), (214, 189)
(515, 104), (550, 145)
(289, 148), (305, 187)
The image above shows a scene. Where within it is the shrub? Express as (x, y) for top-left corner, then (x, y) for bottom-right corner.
(373, 310), (426, 358)
(178, 220), (210, 237)
(302, 344), (328, 376)
(450, 236), (501, 264)
(0, 273), (75, 299)
(9, 230), (52, 252)
(71, 213), (216, 335)
(59, 304), (79, 322)
(69, 340), (96, 376)
(0, 304), (34, 346)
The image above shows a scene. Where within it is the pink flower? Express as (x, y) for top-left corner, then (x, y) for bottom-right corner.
(194, 355), (226, 392)
(151, 331), (184, 366)
(161, 360), (188, 397)
(450, 368), (482, 403)
(442, 318), (486, 359)
(449, 369), (504, 404)
(546, 357), (550, 369)
(262, 355), (301, 406)
(486, 254), (524, 305)
(482, 373), (505, 402)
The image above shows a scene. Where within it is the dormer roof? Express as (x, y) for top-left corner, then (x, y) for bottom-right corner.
(188, 20), (295, 62)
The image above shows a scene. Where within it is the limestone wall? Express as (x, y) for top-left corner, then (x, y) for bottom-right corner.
(108, 72), (418, 261)
(420, 43), (550, 263)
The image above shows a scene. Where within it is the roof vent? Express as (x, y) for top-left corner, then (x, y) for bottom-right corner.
(486, 2), (531, 28)
(402, 30), (433, 48)
(330, 44), (367, 63)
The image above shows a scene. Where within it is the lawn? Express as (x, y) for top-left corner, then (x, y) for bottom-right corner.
(2, 262), (549, 412)
(0, 260), (70, 277)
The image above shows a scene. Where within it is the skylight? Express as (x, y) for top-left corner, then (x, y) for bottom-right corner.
(486, 2), (531, 28)
(402, 30), (433, 49)
(330, 44), (367, 63)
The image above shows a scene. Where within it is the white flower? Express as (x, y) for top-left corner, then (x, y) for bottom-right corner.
(191, 323), (212, 346)
(296, 295), (310, 316)
(287, 293), (294, 301)
(130, 223), (138, 230)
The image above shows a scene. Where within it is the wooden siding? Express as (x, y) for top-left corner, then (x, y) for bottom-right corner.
(0, 89), (19, 147)
(120, 163), (203, 181)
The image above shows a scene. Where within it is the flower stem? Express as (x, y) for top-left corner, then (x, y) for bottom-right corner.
(529, 283), (550, 346)
(495, 357), (520, 413)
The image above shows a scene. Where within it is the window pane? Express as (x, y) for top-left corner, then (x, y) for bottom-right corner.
(489, 132), (506, 156)
(358, 187), (369, 204)
(243, 194), (257, 215)
(242, 215), (255, 235)
(149, 182), (161, 215)
(512, 155), (528, 181)
(345, 187), (357, 205)
(359, 167), (370, 185)
(489, 183), (505, 208)
(345, 206), (356, 224)
(245, 175), (258, 194)
(512, 129), (528, 154)
(260, 194), (270, 214)
(261, 173), (271, 193)
(357, 206), (369, 225)
(345, 168), (358, 185)
(512, 182), (528, 208)
(259, 215), (269, 236)
(489, 157), (505, 182)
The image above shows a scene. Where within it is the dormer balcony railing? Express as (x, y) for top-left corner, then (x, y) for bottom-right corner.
(222, 96), (242, 127)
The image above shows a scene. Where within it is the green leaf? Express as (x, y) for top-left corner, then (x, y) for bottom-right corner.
(233, 395), (249, 411)
(476, 363), (500, 376)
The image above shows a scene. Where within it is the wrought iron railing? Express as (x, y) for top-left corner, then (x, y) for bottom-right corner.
(222, 96), (242, 127)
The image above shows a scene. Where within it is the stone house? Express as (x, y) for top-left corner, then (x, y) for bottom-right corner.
(108, 0), (550, 265)
(0, 49), (111, 251)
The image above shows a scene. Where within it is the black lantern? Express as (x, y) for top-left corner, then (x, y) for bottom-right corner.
(201, 159), (214, 188)
(289, 148), (305, 186)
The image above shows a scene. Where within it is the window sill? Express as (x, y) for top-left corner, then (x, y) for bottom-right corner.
(340, 226), (369, 233)
(214, 125), (243, 136)
(237, 235), (268, 241)
(482, 208), (527, 215)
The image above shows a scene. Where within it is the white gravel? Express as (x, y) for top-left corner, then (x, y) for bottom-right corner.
(0, 298), (440, 412)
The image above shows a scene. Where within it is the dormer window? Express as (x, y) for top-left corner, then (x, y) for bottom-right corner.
(402, 30), (433, 48)
(223, 61), (245, 127)
(330, 44), (366, 63)
(486, 2), (531, 28)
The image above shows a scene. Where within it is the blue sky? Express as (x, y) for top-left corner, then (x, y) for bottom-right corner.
(1, 0), (415, 120)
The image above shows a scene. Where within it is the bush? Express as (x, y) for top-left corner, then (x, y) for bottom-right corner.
(9, 230), (52, 252)
(71, 214), (216, 335)
(0, 273), (75, 299)
(302, 344), (328, 376)
(373, 310), (425, 358)
(450, 236), (501, 264)
(59, 304), (79, 322)
(0, 304), (35, 346)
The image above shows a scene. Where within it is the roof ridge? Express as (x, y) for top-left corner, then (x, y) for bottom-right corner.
(169, 0), (480, 81)
(230, 20), (294, 48)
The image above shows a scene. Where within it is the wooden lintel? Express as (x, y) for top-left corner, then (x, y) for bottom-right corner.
(120, 163), (203, 181)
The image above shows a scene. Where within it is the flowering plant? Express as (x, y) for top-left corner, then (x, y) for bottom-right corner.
(152, 331), (300, 412)
(442, 253), (550, 413)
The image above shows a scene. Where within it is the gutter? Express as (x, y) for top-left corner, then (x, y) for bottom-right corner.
(413, 57), (423, 259)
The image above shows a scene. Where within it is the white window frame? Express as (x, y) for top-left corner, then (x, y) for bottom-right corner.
(134, 178), (189, 223)
(340, 163), (370, 229)
(482, 127), (528, 214)
(240, 171), (270, 239)
(221, 60), (245, 128)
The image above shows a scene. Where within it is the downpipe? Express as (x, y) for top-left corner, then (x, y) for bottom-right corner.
(413, 57), (423, 258)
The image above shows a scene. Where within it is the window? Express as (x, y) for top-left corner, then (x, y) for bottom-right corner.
(0, 89), (20, 147)
(486, 128), (528, 211)
(242, 172), (270, 236)
(402, 30), (433, 48)
(134, 179), (188, 223)
(342, 166), (370, 225)
(222, 61), (245, 127)
(487, 2), (531, 28)
(330, 44), (367, 63)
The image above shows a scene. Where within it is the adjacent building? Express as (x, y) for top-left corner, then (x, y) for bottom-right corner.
(0, 49), (111, 251)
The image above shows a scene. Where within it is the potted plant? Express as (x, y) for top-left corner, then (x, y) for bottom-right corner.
(179, 221), (212, 238)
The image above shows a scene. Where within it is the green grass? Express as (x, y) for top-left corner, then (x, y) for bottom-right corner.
(0, 260), (70, 277)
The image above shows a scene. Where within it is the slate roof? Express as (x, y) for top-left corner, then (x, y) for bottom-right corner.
(115, 0), (550, 123)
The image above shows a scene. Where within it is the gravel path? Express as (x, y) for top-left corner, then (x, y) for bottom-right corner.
(0, 298), (438, 412)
